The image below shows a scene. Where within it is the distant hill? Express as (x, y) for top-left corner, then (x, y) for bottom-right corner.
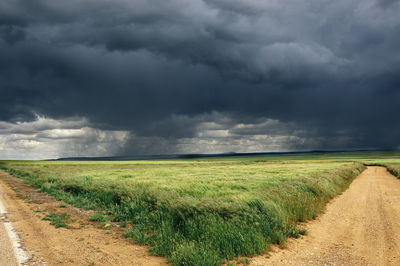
(52, 149), (397, 161)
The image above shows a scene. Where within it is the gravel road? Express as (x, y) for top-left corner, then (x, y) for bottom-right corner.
(0, 185), (21, 266)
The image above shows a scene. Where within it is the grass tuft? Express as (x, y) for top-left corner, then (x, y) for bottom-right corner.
(43, 213), (70, 228)
(88, 212), (109, 222)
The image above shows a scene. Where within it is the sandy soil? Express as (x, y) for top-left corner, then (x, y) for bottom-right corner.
(252, 166), (400, 266)
(0, 170), (168, 266)
(0, 208), (19, 266)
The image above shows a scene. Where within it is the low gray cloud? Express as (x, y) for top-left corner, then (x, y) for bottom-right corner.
(1, 0), (400, 158)
(0, 116), (129, 159)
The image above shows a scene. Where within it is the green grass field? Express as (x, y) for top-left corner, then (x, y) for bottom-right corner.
(1, 151), (400, 265)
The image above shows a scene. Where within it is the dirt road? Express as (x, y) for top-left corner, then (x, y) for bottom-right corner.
(252, 166), (400, 265)
(0, 222), (18, 266)
(0, 188), (20, 266)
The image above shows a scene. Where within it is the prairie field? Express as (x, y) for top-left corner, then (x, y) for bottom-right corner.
(1, 151), (400, 265)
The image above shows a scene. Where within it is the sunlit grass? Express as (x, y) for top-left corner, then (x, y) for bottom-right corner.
(18, 160), (350, 201)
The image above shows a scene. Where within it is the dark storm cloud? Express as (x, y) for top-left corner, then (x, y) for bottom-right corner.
(1, 0), (400, 157)
(0, 25), (25, 44)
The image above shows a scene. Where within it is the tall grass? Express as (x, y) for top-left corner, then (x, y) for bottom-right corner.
(383, 164), (400, 178)
(0, 159), (365, 265)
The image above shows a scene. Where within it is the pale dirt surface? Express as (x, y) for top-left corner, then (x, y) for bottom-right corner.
(252, 166), (400, 266)
(0, 208), (19, 266)
(0, 170), (168, 266)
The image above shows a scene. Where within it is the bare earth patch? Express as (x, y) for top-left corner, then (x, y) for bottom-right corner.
(252, 166), (400, 265)
(0, 170), (168, 266)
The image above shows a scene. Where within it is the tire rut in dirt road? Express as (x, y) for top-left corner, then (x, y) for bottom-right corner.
(252, 166), (400, 266)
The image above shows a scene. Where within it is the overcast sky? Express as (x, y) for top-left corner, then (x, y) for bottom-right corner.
(1, 0), (400, 159)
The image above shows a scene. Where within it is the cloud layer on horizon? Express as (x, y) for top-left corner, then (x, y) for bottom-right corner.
(0, 115), (129, 159)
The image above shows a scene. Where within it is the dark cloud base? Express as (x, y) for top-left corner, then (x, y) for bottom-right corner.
(1, 0), (400, 158)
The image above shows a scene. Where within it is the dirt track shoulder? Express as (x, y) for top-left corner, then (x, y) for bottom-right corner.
(0, 194), (19, 266)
